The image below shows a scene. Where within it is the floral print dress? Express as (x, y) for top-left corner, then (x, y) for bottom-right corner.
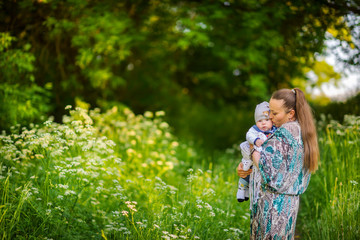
(250, 121), (311, 240)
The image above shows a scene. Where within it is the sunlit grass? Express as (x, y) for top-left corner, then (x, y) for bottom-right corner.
(0, 107), (249, 239)
(2, 107), (358, 239)
(300, 115), (360, 240)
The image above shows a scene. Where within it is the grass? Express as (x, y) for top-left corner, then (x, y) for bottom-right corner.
(0, 106), (249, 239)
(0, 107), (359, 239)
(299, 115), (360, 240)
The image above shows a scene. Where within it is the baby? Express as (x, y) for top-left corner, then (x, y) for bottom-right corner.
(237, 101), (276, 202)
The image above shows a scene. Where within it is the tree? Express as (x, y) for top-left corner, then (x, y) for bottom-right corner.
(0, 32), (50, 130)
(1, 0), (359, 148)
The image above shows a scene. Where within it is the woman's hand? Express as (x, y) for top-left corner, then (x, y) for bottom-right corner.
(237, 162), (252, 178)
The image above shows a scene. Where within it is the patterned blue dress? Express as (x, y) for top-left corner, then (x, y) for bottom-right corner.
(250, 121), (311, 240)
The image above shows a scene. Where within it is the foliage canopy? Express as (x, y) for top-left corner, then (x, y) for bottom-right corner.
(1, 0), (359, 148)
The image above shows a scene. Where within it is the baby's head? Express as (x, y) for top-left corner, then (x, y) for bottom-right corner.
(254, 101), (273, 132)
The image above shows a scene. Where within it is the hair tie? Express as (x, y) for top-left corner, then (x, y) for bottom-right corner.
(292, 89), (296, 110)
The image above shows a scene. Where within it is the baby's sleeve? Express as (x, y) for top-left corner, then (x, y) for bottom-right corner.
(246, 127), (259, 145)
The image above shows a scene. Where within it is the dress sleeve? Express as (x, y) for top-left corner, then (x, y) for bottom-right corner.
(257, 126), (304, 194)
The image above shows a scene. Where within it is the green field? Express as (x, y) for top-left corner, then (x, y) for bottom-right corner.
(0, 108), (359, 239)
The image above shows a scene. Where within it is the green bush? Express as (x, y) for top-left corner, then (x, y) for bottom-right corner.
(0, 33), (51, 131)
(313, 93), (360, 123)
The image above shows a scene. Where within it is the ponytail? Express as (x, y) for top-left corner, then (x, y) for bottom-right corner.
(272, 88), (319, 172)
(293, 88), (319, 172)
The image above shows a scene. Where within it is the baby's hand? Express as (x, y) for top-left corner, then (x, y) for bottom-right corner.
(255, 139), (264, 147)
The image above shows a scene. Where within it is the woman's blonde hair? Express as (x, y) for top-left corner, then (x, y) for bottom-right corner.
(271, 88), (319, 172)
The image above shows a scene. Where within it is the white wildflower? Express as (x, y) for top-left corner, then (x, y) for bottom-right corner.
(155, 111), (165, 117)
(64, 190), (76, 196)
(144, 111), (153, 118)
(350, 180), (358, 185)
(122, 210), (129, 217)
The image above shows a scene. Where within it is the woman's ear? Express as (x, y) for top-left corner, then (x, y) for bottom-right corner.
(288, 109), (295, 120)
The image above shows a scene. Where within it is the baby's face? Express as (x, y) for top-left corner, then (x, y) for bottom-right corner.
(256, 119), (273, 131)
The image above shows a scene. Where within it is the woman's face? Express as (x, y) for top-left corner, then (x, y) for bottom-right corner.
(269, 98), (293, 127)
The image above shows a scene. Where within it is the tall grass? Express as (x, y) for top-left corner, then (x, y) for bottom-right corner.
(299, 115), (360, 240)
(2, 107), (358, 239)
(0, 106), (249, 239)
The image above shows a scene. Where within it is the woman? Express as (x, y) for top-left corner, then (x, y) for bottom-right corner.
(237, 88), (319, 239)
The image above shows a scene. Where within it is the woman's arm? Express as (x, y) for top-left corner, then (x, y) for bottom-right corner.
(252, 150), (260, 168)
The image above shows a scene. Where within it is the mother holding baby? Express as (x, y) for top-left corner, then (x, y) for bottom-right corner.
(237, 88), (319, 239)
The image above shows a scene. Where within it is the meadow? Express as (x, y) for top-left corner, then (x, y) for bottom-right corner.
(299, 115), (360, 240)
(0, 107), (359, 239)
